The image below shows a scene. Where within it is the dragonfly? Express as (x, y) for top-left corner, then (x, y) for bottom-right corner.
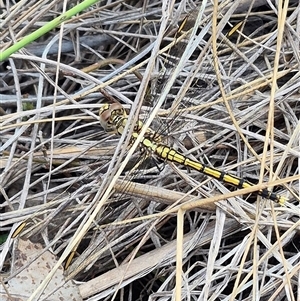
(99, 102), (288, 206)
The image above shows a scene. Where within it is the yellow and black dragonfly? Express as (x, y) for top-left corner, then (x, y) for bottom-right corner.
(98, 102), (288, 206)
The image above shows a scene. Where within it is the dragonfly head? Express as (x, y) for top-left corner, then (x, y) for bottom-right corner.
(99, 103), (127, 134)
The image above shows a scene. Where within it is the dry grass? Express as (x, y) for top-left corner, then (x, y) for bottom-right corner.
(1, 0), (300, 300)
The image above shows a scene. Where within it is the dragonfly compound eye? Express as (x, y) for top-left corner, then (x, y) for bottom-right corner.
(99, 103), (127, 134)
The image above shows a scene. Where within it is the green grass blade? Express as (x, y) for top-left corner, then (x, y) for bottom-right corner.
(0, 0), (101, 61)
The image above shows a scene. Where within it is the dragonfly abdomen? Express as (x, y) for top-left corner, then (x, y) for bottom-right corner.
(153, 144), (286, 205)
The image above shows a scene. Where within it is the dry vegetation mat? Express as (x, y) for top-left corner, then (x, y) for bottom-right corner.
(1, 0), (300, 300)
